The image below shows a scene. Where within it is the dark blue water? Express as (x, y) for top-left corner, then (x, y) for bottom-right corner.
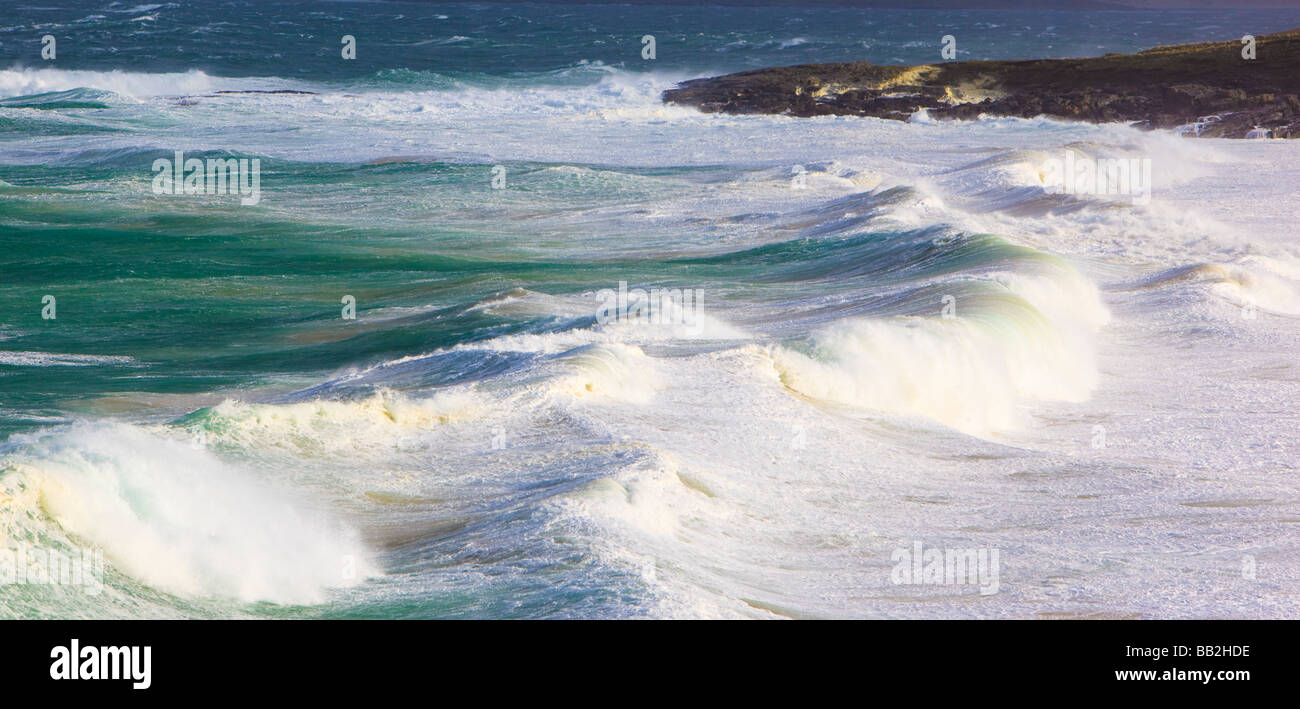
(4, 1), (1298, 83)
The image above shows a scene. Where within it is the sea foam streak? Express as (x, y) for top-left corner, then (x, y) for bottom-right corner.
(0, 67), (319, 100)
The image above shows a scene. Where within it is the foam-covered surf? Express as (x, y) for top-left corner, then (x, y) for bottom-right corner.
(3, 1), (1299, 619)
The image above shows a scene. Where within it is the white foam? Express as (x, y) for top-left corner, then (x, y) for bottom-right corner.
(0, 351), (134, 367)
(771, 267), (1107, 437)
(5, 64), (1300, 619)
(0, 67), (291, 99)
(1, 423), (375, 604)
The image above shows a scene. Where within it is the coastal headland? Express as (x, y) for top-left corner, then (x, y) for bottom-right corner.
(663, 29), (1300, 138)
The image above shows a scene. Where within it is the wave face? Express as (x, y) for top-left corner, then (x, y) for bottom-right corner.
(3, 2), (1300, 619)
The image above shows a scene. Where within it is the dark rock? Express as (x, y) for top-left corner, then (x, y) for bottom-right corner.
(663, 29), (1300, 138)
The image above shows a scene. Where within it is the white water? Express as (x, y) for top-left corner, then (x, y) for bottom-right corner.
(2, 68), (1299, 618)
(1, 423), (374, 607)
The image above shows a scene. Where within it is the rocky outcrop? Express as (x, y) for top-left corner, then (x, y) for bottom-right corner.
(662, 28), (1300, 138)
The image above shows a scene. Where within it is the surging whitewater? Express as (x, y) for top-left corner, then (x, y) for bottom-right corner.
(3, 14), (1300, 619)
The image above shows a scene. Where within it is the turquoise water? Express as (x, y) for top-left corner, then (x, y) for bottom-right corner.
(3, 3), (1299, 619)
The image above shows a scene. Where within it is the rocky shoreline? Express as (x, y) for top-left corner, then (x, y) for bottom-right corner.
(663, 28), (1300, 138)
